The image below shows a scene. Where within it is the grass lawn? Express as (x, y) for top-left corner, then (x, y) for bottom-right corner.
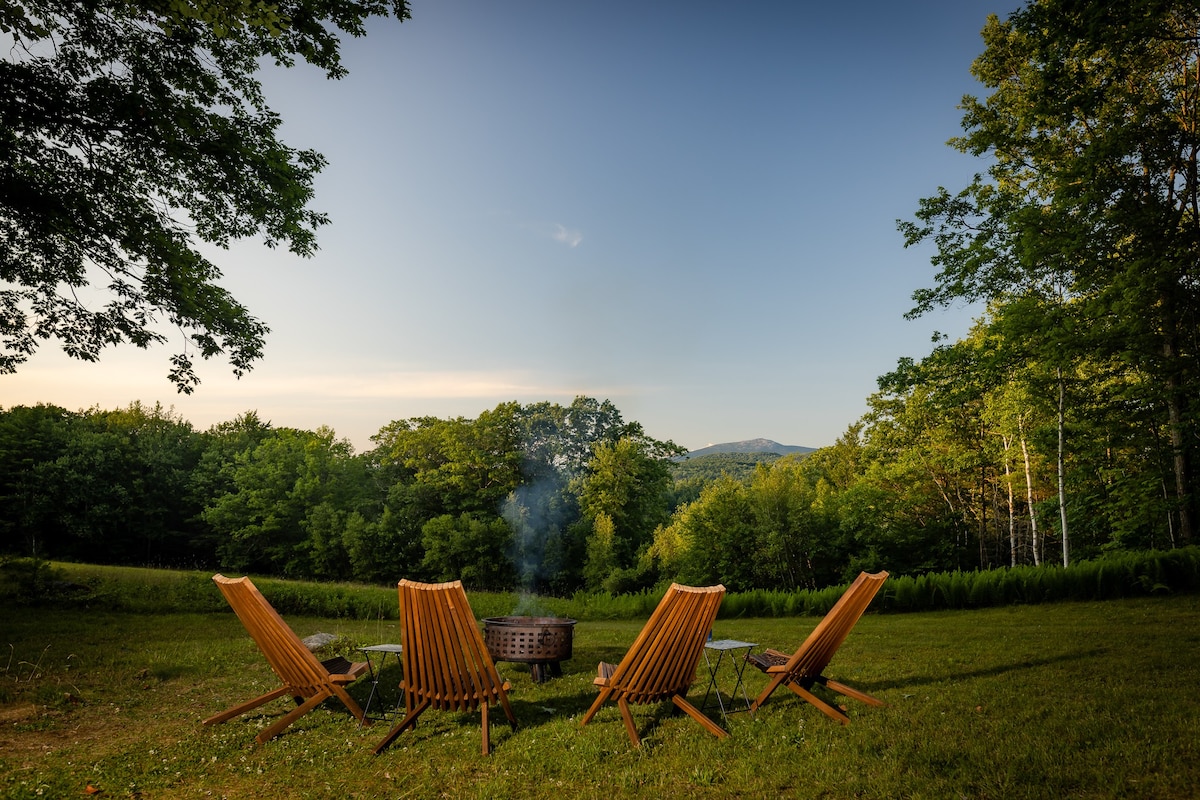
(2, 594), (1198, 799)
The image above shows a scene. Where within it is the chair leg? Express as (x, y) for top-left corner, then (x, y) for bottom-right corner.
(820, 677), (886, 708)
(498, 691), (518, 730)
(750, 674), (787, 713)
(481, 701), (491, 755)
(582, 687), (642, 745)
(372, 698), (430, 755)
(617, 696), (640, 746)
(783, 681), (850, 724)
(203, 686), (290, 726)
(330, 684), (370, 725)
(670, 694), (729, 740)
(580, 689), (611, 727)
(256, 692), (329, 744)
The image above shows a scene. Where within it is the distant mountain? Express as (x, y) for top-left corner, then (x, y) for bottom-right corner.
(684, 438), (816, 458)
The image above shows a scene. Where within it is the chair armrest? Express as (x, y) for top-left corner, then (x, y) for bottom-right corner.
(593, 661), (616, 686)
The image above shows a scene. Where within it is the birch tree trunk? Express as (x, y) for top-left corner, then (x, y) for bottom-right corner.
(1001, 433), (1017, 567)
(1018, 416), (1041, 567)
(1057, 367), (1069, 567)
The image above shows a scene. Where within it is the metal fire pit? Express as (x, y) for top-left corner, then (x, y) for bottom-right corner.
(483, 616), (576, 682)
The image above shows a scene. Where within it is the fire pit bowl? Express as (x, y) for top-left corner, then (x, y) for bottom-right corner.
(483, 616), (576, 682)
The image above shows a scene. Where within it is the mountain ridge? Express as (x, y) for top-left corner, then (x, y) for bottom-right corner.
(685, 438), (816, 458)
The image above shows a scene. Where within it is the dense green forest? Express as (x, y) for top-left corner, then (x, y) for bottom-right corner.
(5, 2), (1200, 593)
(671, 452), (784, 483)
(0, 398), (683, 594)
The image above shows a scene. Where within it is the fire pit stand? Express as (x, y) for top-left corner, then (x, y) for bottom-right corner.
(483, 616), (576, 683)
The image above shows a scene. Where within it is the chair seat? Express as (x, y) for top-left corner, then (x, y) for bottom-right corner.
(746, 651), (788, 670)
(320, 656), (368, 681)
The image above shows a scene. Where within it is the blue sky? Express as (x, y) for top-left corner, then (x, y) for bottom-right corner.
(6, 0), (1014, 452)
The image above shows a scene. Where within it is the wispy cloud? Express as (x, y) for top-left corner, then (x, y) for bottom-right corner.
(502, 214), (583, 248)
(322, 370), (557, 399)
(551, 223), (583, 248)
(5, 355), (636, 449)
(7, 357), (625, 405)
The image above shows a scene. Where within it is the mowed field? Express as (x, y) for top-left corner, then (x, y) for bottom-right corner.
(2, 594), (1198, 799)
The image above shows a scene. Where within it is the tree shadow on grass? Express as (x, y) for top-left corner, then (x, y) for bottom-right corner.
(851, 647), (1109, 694)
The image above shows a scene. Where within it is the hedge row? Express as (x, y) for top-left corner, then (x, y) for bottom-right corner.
(721, 547), (1200, 618)
(4, 547), (1199, 620)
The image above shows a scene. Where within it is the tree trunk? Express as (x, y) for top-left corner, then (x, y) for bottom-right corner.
(1018, 415), (1041, 566)
(1057, 368), (1069, 567)
(1163, 478), (1178, 549)
(1001, 434), (1017, 567)
(979, 437), (988, 569)
(1164, 351), (1194, 545)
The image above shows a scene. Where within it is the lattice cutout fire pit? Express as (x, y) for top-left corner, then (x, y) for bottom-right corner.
(483, 616), (576, 682)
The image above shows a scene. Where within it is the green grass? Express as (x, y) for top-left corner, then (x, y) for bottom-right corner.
(2, 593), (1198, 799)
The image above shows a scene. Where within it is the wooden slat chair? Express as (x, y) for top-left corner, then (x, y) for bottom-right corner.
(579, 583), (727, 746)
(747, 570), (888, 724)
(202, 574), (369, 744)
(373, 580), (517, 756)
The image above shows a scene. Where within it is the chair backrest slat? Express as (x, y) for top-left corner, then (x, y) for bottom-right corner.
(606, 583), (724, 703)
(786, 571), (887, 679)
(213, 574), (326, 693)
(398, 579), (507, 711)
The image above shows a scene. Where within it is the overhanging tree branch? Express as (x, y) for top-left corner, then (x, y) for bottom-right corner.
(0, 0), (410, 391)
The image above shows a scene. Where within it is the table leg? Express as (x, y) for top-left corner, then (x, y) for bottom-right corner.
(700, 649), (732, 721)
(359, 652), (380, 727)
(359, 648), (403, 726)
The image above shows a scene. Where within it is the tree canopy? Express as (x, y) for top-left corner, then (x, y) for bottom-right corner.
(899, 0), (1200, 549)
(0, 0), (409, 391)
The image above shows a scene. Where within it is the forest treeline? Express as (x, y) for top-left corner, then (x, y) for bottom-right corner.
(0, 379), (1191, 595)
